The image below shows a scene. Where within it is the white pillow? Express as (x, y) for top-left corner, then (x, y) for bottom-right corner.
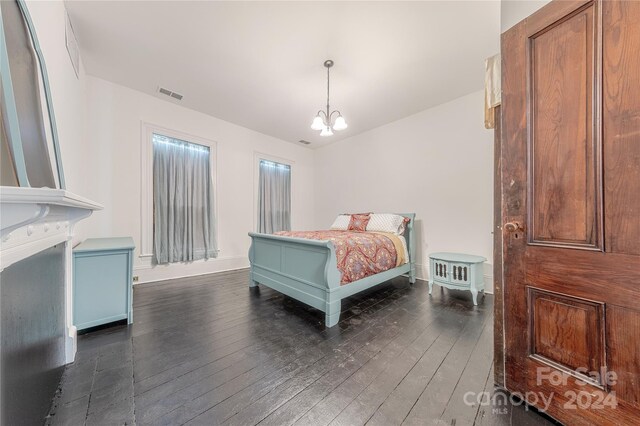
(330, 214), (351, 230)
(366, 213), (405, 234)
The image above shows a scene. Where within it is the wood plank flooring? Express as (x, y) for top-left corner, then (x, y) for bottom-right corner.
(46, 269), (557, 425)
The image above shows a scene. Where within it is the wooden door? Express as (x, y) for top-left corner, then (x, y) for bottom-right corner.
(501, 0), (640, 424)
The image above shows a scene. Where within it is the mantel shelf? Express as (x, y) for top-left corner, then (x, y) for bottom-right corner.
(0, 186), (102, 271)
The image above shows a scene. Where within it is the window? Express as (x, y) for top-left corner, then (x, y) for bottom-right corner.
(152, 133), (217, 264)
(257, 159), (291, 233)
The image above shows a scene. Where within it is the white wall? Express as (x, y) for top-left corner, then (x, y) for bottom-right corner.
(26, 0), (316, 284)
(314, 90), (495, 291)
(28, 0), (495, 289)
(501, 0), (551, 32)
(25, 1), (110, 239)
(84, 76), (316, 283)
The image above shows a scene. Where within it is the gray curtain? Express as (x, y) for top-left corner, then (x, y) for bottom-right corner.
(258, 160), (291, 233)
(153, 134), (217, 264)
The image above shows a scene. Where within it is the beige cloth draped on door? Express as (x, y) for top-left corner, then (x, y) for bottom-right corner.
(484, 53), (501, 129)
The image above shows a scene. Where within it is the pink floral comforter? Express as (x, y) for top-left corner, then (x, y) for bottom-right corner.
(274, 230), (399, 285)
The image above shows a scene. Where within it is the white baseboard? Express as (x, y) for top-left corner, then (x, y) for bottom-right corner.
(133, 255), (249, 284)
(483, 274), (494, 294)
(134, 258), (495, 294)
(65, 325), (77, 364)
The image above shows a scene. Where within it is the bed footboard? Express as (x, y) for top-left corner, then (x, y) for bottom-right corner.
(248, 232), (342, 326)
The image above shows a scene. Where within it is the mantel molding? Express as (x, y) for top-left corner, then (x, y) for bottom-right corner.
(0, 187), (102, 271)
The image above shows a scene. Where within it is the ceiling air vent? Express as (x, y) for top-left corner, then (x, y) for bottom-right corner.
(158, 87), (183, 101)
(298, 140), (311, 145)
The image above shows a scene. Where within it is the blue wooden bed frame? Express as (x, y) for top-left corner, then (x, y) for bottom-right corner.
(248, 213), (416, 327)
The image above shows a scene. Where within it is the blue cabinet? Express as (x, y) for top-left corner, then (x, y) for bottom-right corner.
(428, 252), (486, 305)
(73, 237), (135, 331)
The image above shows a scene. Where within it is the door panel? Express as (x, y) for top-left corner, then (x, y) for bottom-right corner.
(501, 0), (640, 423)
(603, 0), (640, 255)
(529, 289), (605, 379)
(528, 4), (601, 248)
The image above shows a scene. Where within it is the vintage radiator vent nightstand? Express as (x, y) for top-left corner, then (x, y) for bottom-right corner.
(428, 252), (486, 305)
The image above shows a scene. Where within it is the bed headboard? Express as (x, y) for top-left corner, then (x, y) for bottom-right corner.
(396, 213), (416, 266)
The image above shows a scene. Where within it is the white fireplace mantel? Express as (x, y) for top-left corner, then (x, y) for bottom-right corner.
(0, 186), (102, 362)
(1, 187), (102, 271)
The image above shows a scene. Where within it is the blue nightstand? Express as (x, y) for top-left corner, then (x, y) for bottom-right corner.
(73, 237), (135, 331)
(428, 252), (486, 305)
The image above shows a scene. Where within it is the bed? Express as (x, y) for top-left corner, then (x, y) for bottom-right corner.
(248, 213), (416, 327)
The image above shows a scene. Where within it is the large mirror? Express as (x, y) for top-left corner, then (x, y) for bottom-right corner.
(0, 0), (65, 188)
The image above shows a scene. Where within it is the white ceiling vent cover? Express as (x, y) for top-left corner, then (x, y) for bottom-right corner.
(298, 140), (311, 145)
(157, 87), (183, 101)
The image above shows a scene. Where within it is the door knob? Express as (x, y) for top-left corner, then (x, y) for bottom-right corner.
(504, 222), (523, 232)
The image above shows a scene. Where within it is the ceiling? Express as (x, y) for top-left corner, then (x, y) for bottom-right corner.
(65, 1), (500, 148)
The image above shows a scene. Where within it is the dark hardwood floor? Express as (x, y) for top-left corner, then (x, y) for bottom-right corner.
(46, 269), (556, 425)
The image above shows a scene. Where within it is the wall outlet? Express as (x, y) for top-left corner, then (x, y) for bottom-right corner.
(132, 276), (139, 282)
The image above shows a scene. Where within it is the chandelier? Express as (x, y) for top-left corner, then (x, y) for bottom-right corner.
(310, 60), (347, 136)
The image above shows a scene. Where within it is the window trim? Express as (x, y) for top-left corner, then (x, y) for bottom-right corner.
(140, 122), (218, 259)
(253, 152), (294, 232)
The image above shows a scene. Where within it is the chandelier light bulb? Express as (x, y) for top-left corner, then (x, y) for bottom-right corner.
(333, 115), (348, 131)
(320, 126), (333, 137)
(311, 115), (325, 130)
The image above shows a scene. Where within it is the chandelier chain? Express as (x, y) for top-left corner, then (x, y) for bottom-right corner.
(326, 64), (331, 119)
